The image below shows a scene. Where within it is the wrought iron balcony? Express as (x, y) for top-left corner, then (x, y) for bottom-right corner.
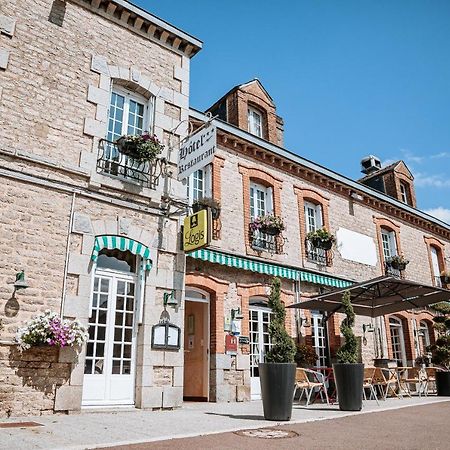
(97, 139), (165, 189)
(384, 263), (403, 279)
(305, 240), (332, 266)
(250, 230), (284, 254)
(434, 276), (443, 288)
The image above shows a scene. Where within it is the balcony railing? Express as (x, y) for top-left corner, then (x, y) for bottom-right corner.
(97, 139), (165, 189)
(250, 230), (284, 254)
(434, 276), (443, 288)
(384, 263), (402, 279)
(305, 240), (332, 266)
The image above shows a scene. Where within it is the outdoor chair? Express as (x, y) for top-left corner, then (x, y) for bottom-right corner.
(295, 368), (330, 406)
(398, 367), (427, 397)
(425, 367), (437, 395)
(372, 367), (400, 400)
(362, 367), (380, 405)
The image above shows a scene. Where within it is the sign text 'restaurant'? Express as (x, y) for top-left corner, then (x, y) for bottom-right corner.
(178, 124), (216, 180)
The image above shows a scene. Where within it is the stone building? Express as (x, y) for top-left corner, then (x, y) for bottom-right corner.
(184, 79), (450, 402)
(0, 0), (201, 416)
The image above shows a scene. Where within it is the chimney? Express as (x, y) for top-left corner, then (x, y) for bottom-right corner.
(361, 155), (382, 175)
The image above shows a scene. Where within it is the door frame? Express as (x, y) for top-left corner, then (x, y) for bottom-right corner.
(184, 288), (210, 401)
(82, 268), (138, 407)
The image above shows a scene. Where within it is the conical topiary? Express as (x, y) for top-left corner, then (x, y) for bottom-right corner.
(428, 302), (450, 370)
(265, 277), (296, 363)
(336, 290), (358, 364)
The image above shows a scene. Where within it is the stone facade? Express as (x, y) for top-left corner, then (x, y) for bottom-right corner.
(0, 0), (200, 415)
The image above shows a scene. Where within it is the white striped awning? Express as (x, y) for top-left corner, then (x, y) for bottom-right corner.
(91, 235), (152, 271)
(187, 249), (352, 289)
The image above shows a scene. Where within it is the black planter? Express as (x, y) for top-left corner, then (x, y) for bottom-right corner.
(192, 204), (220, 220)
(319, 239), (333, 250)
(259, 362), (296, 421)
(390, 261), (408, 271)
(261, 226), (281, 236)
(440, 275), (450, 286)
(436, 371), (450, 396)
(192, 203), (203, 214)
(333, 363), (364, 411)
(117, 138), (138, 156)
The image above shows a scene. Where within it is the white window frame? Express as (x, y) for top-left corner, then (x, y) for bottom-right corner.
(380, 228), (398, 260)
(430, 246), (442, 287)
(250, 182), (273, 220)
(419, 320), (431, 355)
(304, 201), (323, 234)
(107, 85), (154, 141)
(187, 165), (212, 204)
(248, 106), (263, 138)
(399, 182), (409, 204)
(389, 316), (407, 366)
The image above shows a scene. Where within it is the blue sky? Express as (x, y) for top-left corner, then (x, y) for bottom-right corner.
(135, 0), (450, 223)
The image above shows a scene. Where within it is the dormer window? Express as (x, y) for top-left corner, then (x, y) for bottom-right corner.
(248, 106), (263, 138)
(400, 182), (409, 205)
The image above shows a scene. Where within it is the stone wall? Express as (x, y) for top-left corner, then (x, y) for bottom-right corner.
(0, 343), (77, 417)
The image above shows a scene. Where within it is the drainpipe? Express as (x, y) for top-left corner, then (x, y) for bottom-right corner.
(60, 192), (76, 317)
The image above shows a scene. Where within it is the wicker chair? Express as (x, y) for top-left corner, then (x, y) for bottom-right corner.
(363, 367), (380, 405)
(295, 368), (330, 406)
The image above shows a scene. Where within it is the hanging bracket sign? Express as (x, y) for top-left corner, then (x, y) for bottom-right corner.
(178, 124), (216, 180)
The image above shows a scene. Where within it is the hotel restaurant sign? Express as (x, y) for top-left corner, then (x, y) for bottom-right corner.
(178, 124), (216, 180)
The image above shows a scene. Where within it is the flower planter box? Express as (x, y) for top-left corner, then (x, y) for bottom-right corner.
(390, 261), (408, 271)
(261, 225), (281, 236)
(440, 276), (450, 285)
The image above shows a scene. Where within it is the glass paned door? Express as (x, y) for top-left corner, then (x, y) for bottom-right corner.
(82, 271), (137, 406)
(311, 311), (328, 368)
(249, 306), (272, 400)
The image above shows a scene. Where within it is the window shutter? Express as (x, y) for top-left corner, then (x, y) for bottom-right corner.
(204, 165), (212, 198)
(266, 187), (274, 214)
(316, 204), (324, 228)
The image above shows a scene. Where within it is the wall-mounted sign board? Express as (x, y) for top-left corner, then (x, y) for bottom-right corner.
(178, 124), (216, 180)
(183, 209), (211, 253)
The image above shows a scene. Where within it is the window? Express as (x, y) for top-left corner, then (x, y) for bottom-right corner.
(430, 246), (442, 287)
(380, 228), (397, 259)
(389, 316), (407, 366)
(248, 106), (263, 138)
(400, 182), (409, 204)
(304, 201), (323, 233)
(187, 166), (212, 204)
(250, 182), (273, 219)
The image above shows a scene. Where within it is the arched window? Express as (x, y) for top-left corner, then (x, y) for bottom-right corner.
(430, 246), (442, 287)
(389, 316), (407, 366)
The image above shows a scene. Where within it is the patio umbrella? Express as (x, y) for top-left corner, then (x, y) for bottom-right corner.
(287, 275), (450, 318)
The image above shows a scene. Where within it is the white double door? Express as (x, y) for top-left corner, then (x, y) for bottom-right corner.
(82, 270), (137, 406)
(249, 306), (272, 400)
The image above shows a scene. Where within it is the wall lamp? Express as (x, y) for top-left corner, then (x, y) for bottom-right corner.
(300, 316), (311, 328)
(231, 307), (244, 320)
(362, 323), (374, 333)
(13, 270), (29, 291)
(163, 290), (177, 307)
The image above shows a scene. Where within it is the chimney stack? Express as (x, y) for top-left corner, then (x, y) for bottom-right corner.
(361, 155), (382, 175)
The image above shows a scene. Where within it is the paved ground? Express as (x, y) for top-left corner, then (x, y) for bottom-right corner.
(0, 397), (448, 450)
(106, 401), (450, 450)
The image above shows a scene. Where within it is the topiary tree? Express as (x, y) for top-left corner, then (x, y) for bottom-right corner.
(336, 290), (359, 364)
(428, 302), (450, 370)
(265, 277), (296, 363)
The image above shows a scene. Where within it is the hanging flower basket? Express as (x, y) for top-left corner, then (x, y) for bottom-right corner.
(15, 310), (89, 351)
(387, 255), (409, 271)
(249, 215), (285, 236)
(192, 197), (221, 220)
(306, 228), (336, 250)
(116, 133), (164, 162)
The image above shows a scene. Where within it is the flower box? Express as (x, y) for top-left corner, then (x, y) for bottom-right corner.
(250, 215), (285, 236)
(306, 228), (335, 250)
(386, 255), (409, 271)
(116, 133), (164, 162)
(192, 197), (221, 220)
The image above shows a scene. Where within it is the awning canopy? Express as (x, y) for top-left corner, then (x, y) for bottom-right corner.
(187, 249), (352, 288)
(91, 235), (152, 270)
(287, 275), (450, 317)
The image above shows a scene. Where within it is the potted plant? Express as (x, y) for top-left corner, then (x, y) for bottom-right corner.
(295, 343), (318, 368)
(427, 302), (450, 396)
(386, 254), (409, 271)
(192, 197), (221, 220)
(306, 228), (336, 250)
(16, 310), (89, 350)
(116, 133), (164, 162)
(440, 271), (450, 286)
(333, 291), (364, 411)
(249, 214), (285, 236)
(259, 277), (297, 421)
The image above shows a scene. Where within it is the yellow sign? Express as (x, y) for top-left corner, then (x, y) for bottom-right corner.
(183, 209), (210, 252)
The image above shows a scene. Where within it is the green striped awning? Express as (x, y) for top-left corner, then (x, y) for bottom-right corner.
(187, 249), (352, 289)
(91, 235), (152, 271)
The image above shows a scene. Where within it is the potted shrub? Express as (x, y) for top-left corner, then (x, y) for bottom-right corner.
(440, 271), (450, 286)
(259, 277), (297, 421)
(427, 302), (450, 396)
(192, 197), (221, 220)
(250, 215), (285, 236)
(116, 133), (164, 162)
(386, 254), (409, 271)
(333, 291), (364, 411)
(16, 310), (89, 350)
(295, 343), (318, 368)
(306, 228), (336, 250)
